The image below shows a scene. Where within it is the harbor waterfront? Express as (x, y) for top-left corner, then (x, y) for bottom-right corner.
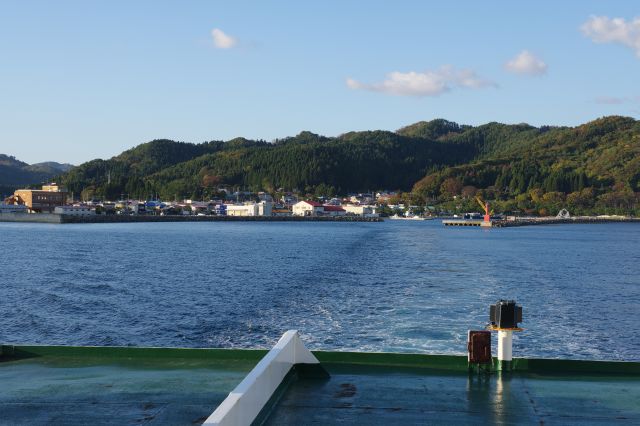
(1, 220), (638, 361)
(0, 211), (635, 226)
(3, 2), (640, 423)
(0, 212), (381, 224)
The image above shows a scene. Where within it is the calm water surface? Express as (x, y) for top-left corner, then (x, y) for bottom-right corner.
(1, 221), (638, 360)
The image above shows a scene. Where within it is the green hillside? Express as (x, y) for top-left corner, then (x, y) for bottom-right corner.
(412, 116), (640, 215)
(39, 115), (640, 215)
(0, 155), (74, 197)
(396, 118), (471, 140)
(60, 139), (227, 199)
(59, 131), (474, 200)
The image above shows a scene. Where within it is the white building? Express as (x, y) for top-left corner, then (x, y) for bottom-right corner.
(54, 205), (96, 216)
(342, 204), (378, 217)
(225, 201), (272, 217)
(292, 201), (324, 217)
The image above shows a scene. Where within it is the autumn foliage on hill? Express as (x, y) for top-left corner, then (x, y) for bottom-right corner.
(52, 116), (640, 215)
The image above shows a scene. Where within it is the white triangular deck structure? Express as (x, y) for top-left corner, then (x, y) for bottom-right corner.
(204, 330), (324, 425)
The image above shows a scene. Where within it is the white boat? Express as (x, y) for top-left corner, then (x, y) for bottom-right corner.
(388, 213), (432, 221)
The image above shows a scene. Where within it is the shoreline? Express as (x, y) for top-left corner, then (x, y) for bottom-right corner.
(1, 213), (638, 226)
(0, 213), (382, 224)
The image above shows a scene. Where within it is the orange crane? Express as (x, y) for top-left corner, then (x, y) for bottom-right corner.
(475, 195), (491, 222)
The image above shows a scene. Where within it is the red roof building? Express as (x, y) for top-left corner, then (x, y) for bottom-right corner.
(292, 200), (325, 216)
(303, 201), (323, 207)
(322, 205), (346, 216)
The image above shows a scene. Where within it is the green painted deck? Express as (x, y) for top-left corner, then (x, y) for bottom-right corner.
(1, 346), (639, 425)
(265, 363), (640, 425)
(0, 346), (265, 425)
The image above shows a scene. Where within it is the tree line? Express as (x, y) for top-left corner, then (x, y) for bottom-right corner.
(56, 116), (640, 215)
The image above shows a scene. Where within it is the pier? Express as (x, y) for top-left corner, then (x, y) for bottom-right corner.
(443, 219), (492, 227)
(444, 216), (640, 228)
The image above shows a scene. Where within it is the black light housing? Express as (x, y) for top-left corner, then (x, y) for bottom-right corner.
(489, 300), (522, 329)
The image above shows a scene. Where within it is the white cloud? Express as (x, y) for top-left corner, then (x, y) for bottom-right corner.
(211, 28), (237, 49)
(581, 16), (640, 57)
(346, 66), (495, 97)
(504, 50), (547, 76)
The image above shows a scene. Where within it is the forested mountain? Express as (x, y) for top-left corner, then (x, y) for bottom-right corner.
(26, 162), (74, 175)
(15, 115), (640, 214)
(60, 139), (226, 199)
(412, 116), (640, 214)
(59, 131), (475, 200)
(145, 130), (473, 200)
(396, 119), (471, 140)
(0, 154), (28, 169)
(0, 154), (74, 196)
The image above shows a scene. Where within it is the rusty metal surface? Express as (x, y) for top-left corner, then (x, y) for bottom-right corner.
(468, 331), (492, 364)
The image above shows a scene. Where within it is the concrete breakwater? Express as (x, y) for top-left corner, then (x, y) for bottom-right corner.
(444, 216), (640, 228)
(494, 216), (640, 227)
(0, 213), (382, 224)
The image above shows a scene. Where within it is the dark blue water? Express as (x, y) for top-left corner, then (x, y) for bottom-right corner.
(1, 221), (638, 360)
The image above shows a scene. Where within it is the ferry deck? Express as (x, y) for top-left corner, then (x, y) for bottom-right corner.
(1, 340), (638, 425)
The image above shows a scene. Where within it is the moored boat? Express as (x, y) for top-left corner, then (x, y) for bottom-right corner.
(388, 213), (432, 220)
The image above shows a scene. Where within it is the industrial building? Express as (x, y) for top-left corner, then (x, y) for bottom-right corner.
(6, 184), (68, 213)
(225, 201), (273, 217)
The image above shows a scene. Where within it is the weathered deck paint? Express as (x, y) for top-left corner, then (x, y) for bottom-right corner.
(265, 364), (640, 425)
(1, 345), (639, 425)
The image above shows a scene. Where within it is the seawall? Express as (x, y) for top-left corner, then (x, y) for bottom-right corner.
(494, 216), (640, 227)
(0, 213), (63, 224)
(444, 216), (640, 228)
(0, 214), (382, 224)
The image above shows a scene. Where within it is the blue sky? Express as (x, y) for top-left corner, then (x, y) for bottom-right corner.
(1, 1), (639, 164)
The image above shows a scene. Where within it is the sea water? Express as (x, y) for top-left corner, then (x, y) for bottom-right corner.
(1, 220), (638, 360)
